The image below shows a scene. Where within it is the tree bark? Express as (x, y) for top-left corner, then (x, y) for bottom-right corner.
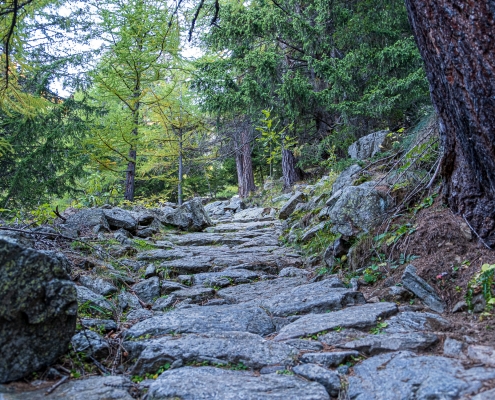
(282, 149), (302, 189)
(124, 104), (139, 202)
(405, 0), (495, 246)
(241, 129), (256, 196)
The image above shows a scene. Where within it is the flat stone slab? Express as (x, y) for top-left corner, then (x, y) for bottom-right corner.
(172, 287), (215, 303)
(348, 351), (495, 400)
(275, 303), (398, 341)
(300, 351), (359, 367)
(218, 278), (307, 303)
(193, 269), (262, 287)
(124, 304), (275, 338)
(128, 331), (297, 375)
(293, 363), (341, 397)
(342, 332), (439, 355)
(318, 328), (370, 347)
(137, 249), (189, 261)
(0, 376), (133, 400)
(147, 366), (330, 399)
(260, 279), (365, 317)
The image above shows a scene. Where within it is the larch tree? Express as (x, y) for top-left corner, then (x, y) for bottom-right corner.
(404, 1), (495, 246)
(90, 0), (179, 201)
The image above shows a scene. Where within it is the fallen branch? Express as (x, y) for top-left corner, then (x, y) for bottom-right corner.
(45, 375), (69, 395)
(462, 214), (492, 250)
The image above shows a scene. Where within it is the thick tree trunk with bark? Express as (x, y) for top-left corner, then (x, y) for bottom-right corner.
(235, 130), (256, 198)
(405, 0), (495, 246)
(282, 149), (302, 189)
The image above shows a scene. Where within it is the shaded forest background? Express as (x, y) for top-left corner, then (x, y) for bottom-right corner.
(0, 0), (436, 216)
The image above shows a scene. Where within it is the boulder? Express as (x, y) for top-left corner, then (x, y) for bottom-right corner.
(102, 207), (137, 231)
(71, 330), (109, 358)
(0, 239), (77, 383)
(62, 209), (110, 234)
(348, 130), (390, 160)
(159, 198), (212, 232)
(331, 164), (363, 195)
(401, 265), (446, 313)
(279, 192), (306, 220)
(328, 181), (388, 236)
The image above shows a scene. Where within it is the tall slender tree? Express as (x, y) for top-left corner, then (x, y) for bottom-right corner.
(91, 0), (179, 201)
(405, 0), (495, 246)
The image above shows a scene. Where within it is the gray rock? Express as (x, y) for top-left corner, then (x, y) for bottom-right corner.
(117, 291), (142, 311)
(129, 331), (297, 375)
(0, 239), (77, 383)
(145, 264), (156, 278)
(177, 275), (193, 286)
(80, 318), (117, 332)
(278, 267), (309, 278)
(279, 192), (306, 220)
(114, 228), (134, 245)
(382, 286), (414, 302)
(473, 388), (495, 400)
(159, 256), (213, 274)
(348, 351), (495, 400)
(124, 304), (275, 338)
(137, 248), (188, 261)
(132, 277), (160, 304)
(342, 332), (438, 354)
(331, 164), (363, 194)
(384, 311), (450, 333)
(275, 302), (398, 341)
(159, 198), (213, 232)
(467, 345), (495, 367)
(300, 222), (326, 243)
(283, 339), (323, 352)
(62, 208), (110, 234)
(261, 279), (365, 317)
(76, 285), (113, 312)
(443, 338), (466, 358)
(259, 365), (287, 374)
(217, 278), (307, 304)
(172, 286), (215, 303)
(401, 265), (446, 313)
(329, 181), (388, 236)
(193, 269), (261, 287)
(152, 295), (176, 311)
(0, 230), (34, 247)
(0, 376), (133, 400)
(452, 300), (468, 313)
(79, 275), (117, 296)
(348, 130), (389, 160)
(293, 363), (341, 396)
(102, 207), (137, 231)
(225, 196), (246, 212)
(71, 330), (109, 358)
(147, 366), (330, 400)
(300, 351), (359, 367)
(318, 328), (368, 347)
(161, 280), (187, 294)
(127, 308), (154, 322)
(233, 207), (274, 221)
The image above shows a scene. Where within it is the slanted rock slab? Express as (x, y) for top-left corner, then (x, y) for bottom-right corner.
(402, 264), (446, 313)
(147, 366), (330, 400)
(300, 351), (359, 367)
(274, 302), (398, 341)
(279, 192), (306, 220)
(102, 207), (137, 231)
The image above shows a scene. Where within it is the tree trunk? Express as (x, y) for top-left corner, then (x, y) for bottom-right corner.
(124, 90), (141, 202)
(282, 149), (302, 189)
(235, 150), (245, 197)
(241, 129), (256, 196)
(405, 0), (495, 246)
